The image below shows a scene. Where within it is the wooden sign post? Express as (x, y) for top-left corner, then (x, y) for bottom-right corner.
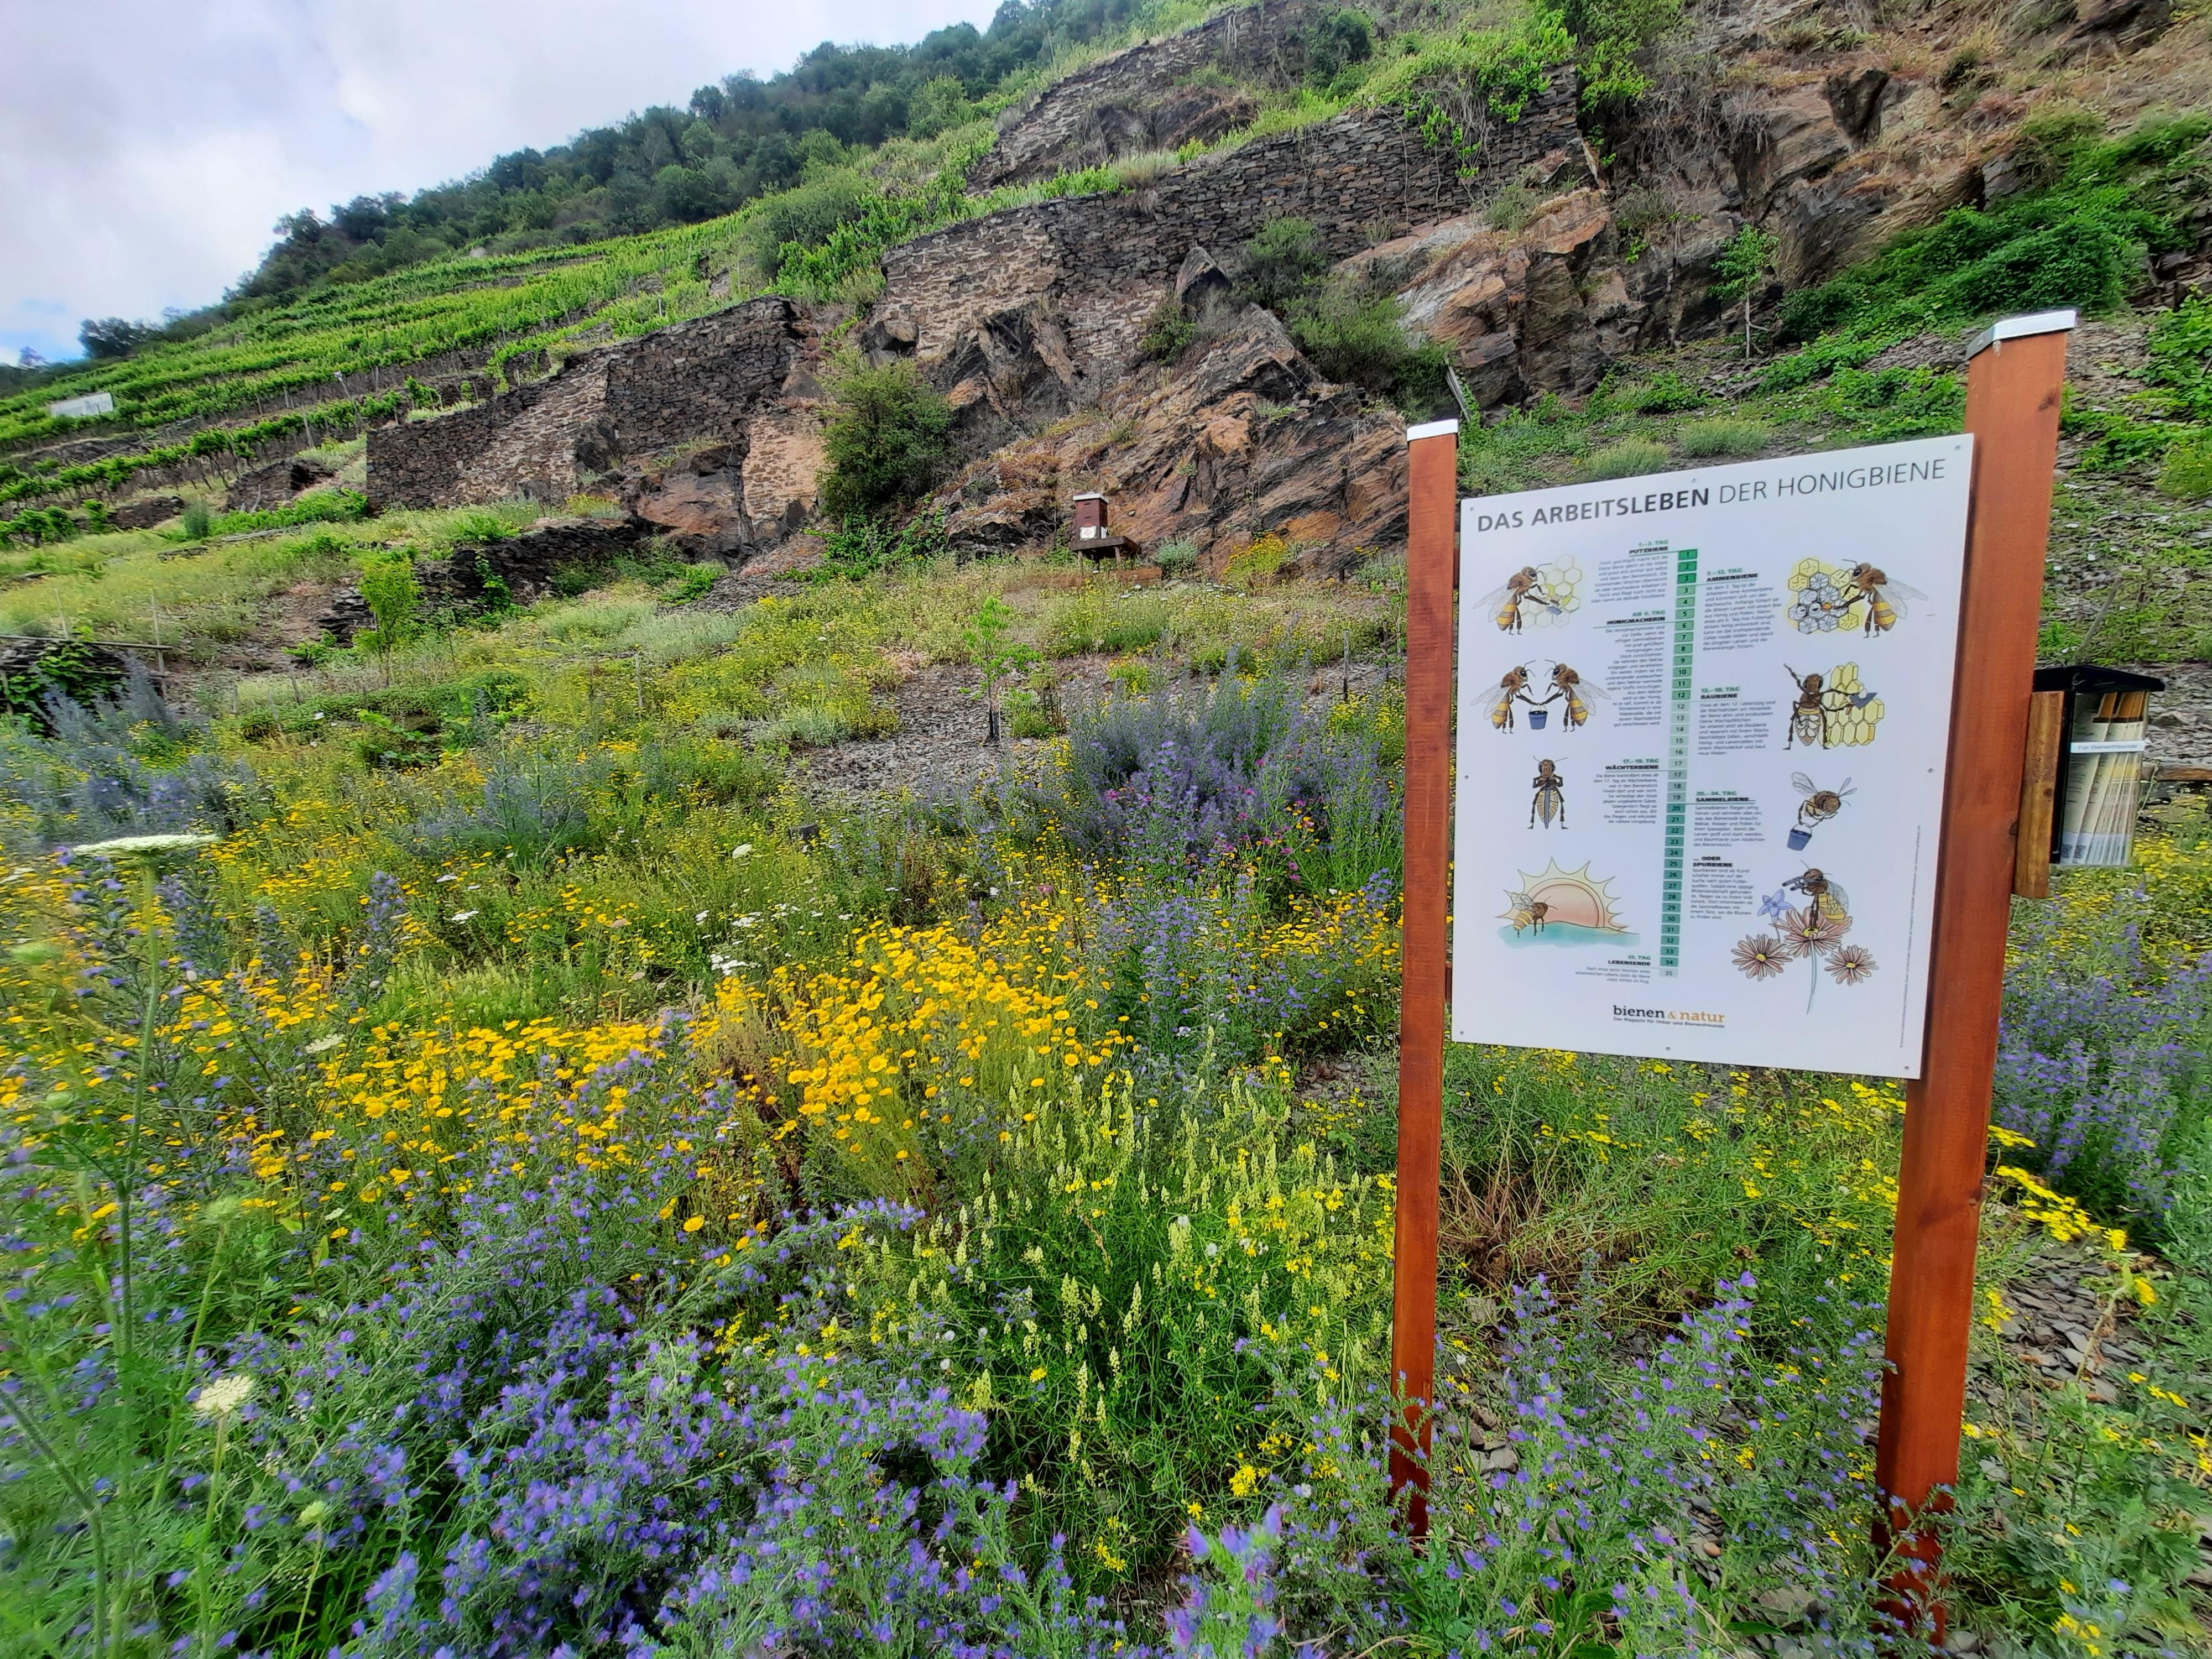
(1874, 310), (2074, 1632)
(1387, 315), (2075, 1615)
(1389, 418), (1460, 1537)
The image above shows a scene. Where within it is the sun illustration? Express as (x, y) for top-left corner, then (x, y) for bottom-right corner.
(1501, 860), (1629, 934)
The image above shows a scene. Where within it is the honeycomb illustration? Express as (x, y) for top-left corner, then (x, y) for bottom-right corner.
(1524, 557), (1584, 628)
(1787, 557), (1862, 635)
(1825, 662), (1884, 746)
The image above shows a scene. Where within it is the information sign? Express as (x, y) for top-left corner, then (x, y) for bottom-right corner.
(1451, 436), (1973, 1076)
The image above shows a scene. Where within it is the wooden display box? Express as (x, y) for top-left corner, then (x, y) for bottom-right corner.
(2032, 664), (2165, 868)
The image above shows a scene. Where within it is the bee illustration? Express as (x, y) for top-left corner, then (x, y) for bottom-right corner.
(1530, 760), (1567, 828)
(1481, 566), (1562, 634)
(1791, 773), (1856, 831)
(1542, 662), (1609, 731)
(1785, 666), (1878, 749)
(1840, 564), (1926, 637)
(1485, 665), (1533, 731)
(1782, 867), (1851, 925)
(1506, 891), (1552, 933)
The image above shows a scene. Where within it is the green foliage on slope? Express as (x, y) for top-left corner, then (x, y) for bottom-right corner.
(1771, 114), (2210, 373)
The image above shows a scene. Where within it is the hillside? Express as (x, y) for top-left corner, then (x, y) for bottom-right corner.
(4, 1), (2212, 1654)
(8, 0), (2211, 717)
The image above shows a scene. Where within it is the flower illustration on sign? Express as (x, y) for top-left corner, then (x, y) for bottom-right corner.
(1735, 867), (1875, 1007)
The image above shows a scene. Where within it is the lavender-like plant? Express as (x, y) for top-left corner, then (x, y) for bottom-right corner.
(1997, 906), (2212, 1223)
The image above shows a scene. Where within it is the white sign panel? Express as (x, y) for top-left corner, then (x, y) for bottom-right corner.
(48, 392), (116, 420)
(1450, 435), (1973, 1078)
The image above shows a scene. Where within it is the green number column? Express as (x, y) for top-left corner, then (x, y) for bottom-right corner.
(1658, 548), (1699, 977)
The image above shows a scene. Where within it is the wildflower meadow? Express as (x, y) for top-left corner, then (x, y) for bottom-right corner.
(2, 573), (2209, 1658)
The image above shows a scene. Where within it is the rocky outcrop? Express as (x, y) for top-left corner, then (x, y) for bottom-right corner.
(365, 299), (813, 513)
(875, 87), (1582, 414)
(108, 495), (185, 531)
(226, 455), (337, 513)
(971, 0), (1325, 189)
(1357, 187), (1623, 405)
(932, 306), (1406, 573)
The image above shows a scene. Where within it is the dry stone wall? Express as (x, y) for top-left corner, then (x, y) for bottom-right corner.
(878, 83), (1582, 397)
(366, 299), (805, 510)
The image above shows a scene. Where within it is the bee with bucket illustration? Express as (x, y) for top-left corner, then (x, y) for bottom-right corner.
(1529, 662), (1607, 732)
(1484, 665), (1536, 731)
(1787, 773), (1855, 849)
(1530, 760), (1567, 827)
(1785, 664), (1883, 749)
(1478, 560), (1582, 634)
(1788, 557), (1926, 637)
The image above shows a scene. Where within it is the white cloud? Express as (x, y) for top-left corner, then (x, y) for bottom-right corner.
(1, 0), (997, 363)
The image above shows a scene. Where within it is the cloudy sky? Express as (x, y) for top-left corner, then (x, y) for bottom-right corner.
(2, 0), (997, 366)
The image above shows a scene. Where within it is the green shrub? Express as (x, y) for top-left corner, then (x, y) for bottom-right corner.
(1485, 184), (1538, 233)
(1288, 281), (1448, 413)
(1598, 370), (1705, 415)
(1239, 216), (1332, 312)
(661, 562), (723, 603)
(1152, 538), (1200, 576)
(819, 362), (955, 523)
(204, 488), (372, 539)
(2159, 432), (2212, 500)
(2147, 294), (2212, 422)
(1817, 365), (1965, 441)
(1582, 437), (1673, 480)
(1674, 416), (1770, 457)
(179, 499), (211, 541)
(1045, 588), (1172, 656)
(2007, 106), (2106, 192)
(358, 549), (422, 652)
(816, 510), (950, 581)
(1140, 296), (1196, 362)
(1304, 8), (1374, 84)
(447, 506), (518, 544)
(748, 174), (873, 278)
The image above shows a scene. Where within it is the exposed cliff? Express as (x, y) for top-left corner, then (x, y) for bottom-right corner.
(351, 0), (2211, 578)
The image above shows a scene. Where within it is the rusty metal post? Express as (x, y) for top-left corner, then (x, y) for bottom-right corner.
(1389, 418), (1459, 1537)
(1875, 310), (2074, 1636)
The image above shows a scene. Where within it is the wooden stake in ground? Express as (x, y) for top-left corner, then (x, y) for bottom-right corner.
(1875, 310), (2074, 1636)
(1389, 418), (1458, 1537)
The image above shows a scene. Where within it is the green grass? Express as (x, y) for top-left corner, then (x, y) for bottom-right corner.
(1580, 435), (1674, 479)
(0, 499), (545, 646)
(1674, 415), (1772, 458)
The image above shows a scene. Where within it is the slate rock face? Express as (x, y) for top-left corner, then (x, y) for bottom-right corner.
(226, 456), (337, 514)
(968, 0), (1318, 190)
(931, 305), (1406, 574)
(366, 300), (808, 512)
(109, 495), (186, 531)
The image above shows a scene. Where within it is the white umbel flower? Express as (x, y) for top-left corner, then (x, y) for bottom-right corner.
(194, 1373), (257, 1420)
(70, 832), (218, 863)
